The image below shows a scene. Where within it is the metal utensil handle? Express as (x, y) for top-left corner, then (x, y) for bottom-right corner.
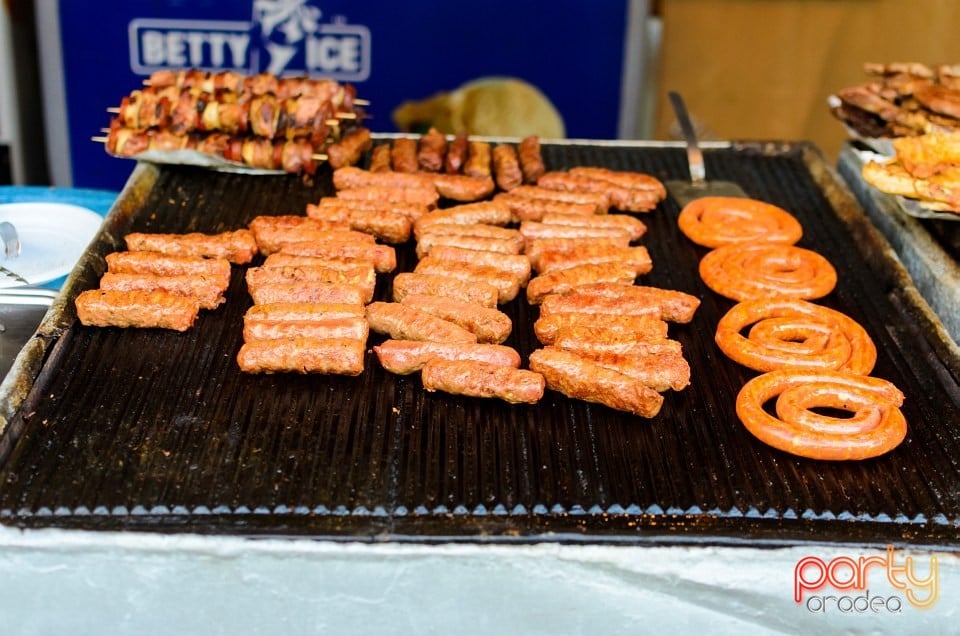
(668, 91), (706, 185)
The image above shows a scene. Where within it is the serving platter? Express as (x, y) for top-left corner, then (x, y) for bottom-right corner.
(0, 139), (958, 548)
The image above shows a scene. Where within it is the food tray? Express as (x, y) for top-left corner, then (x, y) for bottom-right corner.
(1, 140), (958, 548)
(838, 141), (960, 346)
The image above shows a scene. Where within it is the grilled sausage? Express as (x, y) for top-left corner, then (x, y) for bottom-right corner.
(518, 135), (545, 184)
(243, 316), (369, 343)
(75, 289), (200, 331)
(392, 272), (499, 308)
(401, 294), (513, 343)
(105, 252), (231, 291)
(414, 257), (521, 304)
(237, 337), (365, 375)
(417, 127), (447, 172)
(493, 144), (523, 191)
(99, 272), (226, 310)
(535, 244), (652, 275)
(422, 359), (544, 404)
(526, 262), (640, 304)
(373, 339), (521, 375)
(278, 241), (396, 273)
(390, 137), (419, 172)
(125, 229), (258, 264)
(464, 141), (492, 178)
(528, 347), (664, 417)
(365, 301), (477, 343)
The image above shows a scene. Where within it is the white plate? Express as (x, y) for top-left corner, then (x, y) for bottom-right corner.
(0, 202), (103, 288)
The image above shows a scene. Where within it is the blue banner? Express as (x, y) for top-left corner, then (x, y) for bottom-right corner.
(57, 1), (631, 189)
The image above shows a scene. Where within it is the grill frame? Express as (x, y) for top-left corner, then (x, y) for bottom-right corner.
(1, 139), (958, 549)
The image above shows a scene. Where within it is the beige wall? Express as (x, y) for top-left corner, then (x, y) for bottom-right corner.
(654, 0), (960, 159)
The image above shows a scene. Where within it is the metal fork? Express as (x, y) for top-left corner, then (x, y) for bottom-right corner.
(0, 221), (27, 284)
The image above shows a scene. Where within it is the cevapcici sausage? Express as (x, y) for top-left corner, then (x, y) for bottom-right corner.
(326, 127), (372, 169)
(243, 316), (369, 343)
(545, 283), (700, 324)
(335, 185), (439, 210)
(414, 201), (512, 232)
(464, 141), (492, 178)
(416, 233), (524, 259)
(237, 337), (365, 375)
(306, 203), (412, 244)
(528, 347), (664, 418)
(125, 229), (258, 264)
(524, 237), (631, 270)
(262, 253), (375, 273)
(365, 301), (477, 343)
(368, 143), (392, 172)
(246, 264), (376, 303)
(553, 327), (683, 357)
(493, 144), (523, 191)
(518, 135), (545, 184)
(279, 241), (396, 273)
(526, 262), (640, 304)
(427, 245), (531, 286)
(494, 192), (596, 223)
(373, 339), (521, 375)
(429, 174), (496, 202)
(75, 289), (200, 331)
(332, 166), (434, 191)
(392, 272), (499, 308)
(538, 171), (661, 213)
(533, 312), (669, 345)
(418, 127), (447, 172)
(249, 281), (367, 306)
(535, 244), (652, 276)
(414, 222), (521, 243)
(519, 221), (633, 243)
(540, 212), (647, 241)
(414, 257), (521, 304)
(568, 166), (667, 198)
(444, 132), (469, 174)
(571, 348), (691, 392)
(421, 359), (544, 404)
(105, 252), (231, 291)
(252, 225), (374, 255)
(391, 137), (419, 173)
(509, 184), (609, 214)
(400, 293), (512, 344)
(99, 272), (226, 310)
(244, 301), (364, 323)
(315, 196), (429, 222)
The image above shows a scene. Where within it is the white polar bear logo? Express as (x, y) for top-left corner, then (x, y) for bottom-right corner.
(253, 0), (321, 75)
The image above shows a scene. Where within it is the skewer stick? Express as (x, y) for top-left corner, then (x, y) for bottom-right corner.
(335, 112), (358, 120)
(107, 107), (120, 114)
(91, 136), (108, 143)
(354, 99), (370, 106)
(312, 154), (328, 161)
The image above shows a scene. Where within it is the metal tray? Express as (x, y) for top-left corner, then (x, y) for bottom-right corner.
(1, 140), (958, 549)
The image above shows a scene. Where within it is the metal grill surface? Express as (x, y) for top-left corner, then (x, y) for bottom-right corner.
(1, 142), (958, 547)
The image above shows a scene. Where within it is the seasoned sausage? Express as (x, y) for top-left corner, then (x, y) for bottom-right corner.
(365, 301), (477, 343)
(279, 241), (396, 273)
(464, 141), (492, 178)
(390, 137), (419, 173)
(526, 262), (640, 304)
(76, 289), (199, 331)
(237, 337), (365, 375)
(125, 229), (258, 264)
(105, 252), (231, 291)
(243, 316), (369, 343)
(99, 272), (225, 310)
(493, 144), (523, 191)
(535, 244), (652, 276)
(373, 339), (521, 375)
(392, 272), (498, 308)
(422, 359), (544, 404)
(401, 294), (513, 343)
(518, 135), (545, 184)
(414, 257), (521, 304)
(417, 127), (447, 172)
(444, 132), (469, 174)
(426, 245), (531, 286)
(528, 347), (664, 418)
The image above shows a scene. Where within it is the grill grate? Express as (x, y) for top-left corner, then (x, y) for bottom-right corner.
(1, 142), (958, 547)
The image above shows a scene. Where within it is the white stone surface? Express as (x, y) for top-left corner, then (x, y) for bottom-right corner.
(0, 526), (957, 635)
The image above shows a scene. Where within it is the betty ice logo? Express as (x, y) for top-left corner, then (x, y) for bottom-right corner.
(129, 1), (371, 81)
